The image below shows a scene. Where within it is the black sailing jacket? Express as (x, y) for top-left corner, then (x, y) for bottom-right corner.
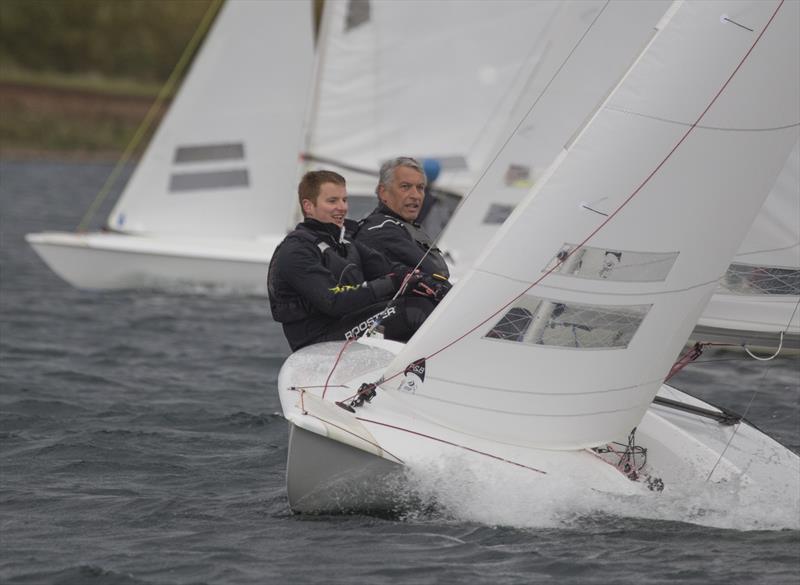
(355, 202), (450, 278)
(268, 218), (401, 350)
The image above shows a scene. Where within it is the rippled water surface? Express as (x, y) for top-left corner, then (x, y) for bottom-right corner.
(1, 160), (798, 584)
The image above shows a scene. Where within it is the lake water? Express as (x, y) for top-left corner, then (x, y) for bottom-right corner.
(1, 159), (798, 584)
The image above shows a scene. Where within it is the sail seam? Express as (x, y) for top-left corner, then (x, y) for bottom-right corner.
(417, 375), (663, 397)
(475, 269), (721, 297)
(406, 392), (654, 418)
(604, 106), (799, 132)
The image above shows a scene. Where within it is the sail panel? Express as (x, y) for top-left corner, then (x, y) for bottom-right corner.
(382, 0), (800, 449)
(306, 0), (563, 193)
(438, 0), (672, 279)
(108, 0), (314, 239)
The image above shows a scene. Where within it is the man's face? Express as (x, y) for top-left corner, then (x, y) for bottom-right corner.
(378, 166), (426, 222)
(303, 181), (347, 227)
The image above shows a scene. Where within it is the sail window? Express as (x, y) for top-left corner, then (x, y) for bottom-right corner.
(545, 244), (678, 282)
(484, 307), (533, 342)
(720, 263), (800, 295)
(485, 296), (650, 349)
(169, 169), (250, 192)
(483, 203), (514, 225)
(173, 143), (245, 164)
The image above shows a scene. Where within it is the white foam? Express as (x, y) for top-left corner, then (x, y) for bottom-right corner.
(403, 451), (800, 531)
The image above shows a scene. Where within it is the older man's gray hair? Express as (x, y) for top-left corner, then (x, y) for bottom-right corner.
(376, 157), (426, 194)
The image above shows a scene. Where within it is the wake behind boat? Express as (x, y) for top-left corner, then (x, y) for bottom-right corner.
(276, 0), (800, 521)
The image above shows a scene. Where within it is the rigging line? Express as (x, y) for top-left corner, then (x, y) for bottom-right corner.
(742, 295), (799, 360)
(306, 413), (405, 465)
(705, 355), (774, 483)
(321, 339), (354, 400)
(75, 0), (224, 233)
(356, 417), (546, 474)
(319, 249), (436, 396)
(381, 0), (786, 385)
(743, 331), (784, 360)
(463, 1), (587, 160)
(429, 1), (612, 249)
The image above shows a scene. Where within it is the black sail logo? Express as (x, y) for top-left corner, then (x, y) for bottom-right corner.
(399, 358), (426, 394)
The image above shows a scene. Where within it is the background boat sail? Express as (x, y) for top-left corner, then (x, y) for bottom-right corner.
(301, 0), (569, 218)
(25, 0), (314, 293)
(277, 0), (800, 515)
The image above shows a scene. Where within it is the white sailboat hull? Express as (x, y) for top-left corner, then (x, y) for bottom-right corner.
(26, 231), (279, 293)
(278, 340), (798, 516)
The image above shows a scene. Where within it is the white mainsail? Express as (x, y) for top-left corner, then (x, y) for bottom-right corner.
(381, 0), (800, 449)
(304, 0), (564, 197)
(107, 0), (312, 239)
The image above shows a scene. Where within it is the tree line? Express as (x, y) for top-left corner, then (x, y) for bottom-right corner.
(0, 0), (216, 83)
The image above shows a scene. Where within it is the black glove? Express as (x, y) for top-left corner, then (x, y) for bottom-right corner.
(384, 270), (420, 293)
(408, 272), (452, 302)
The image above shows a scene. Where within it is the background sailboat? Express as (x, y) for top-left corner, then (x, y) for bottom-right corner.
(301, 0), (568, 218)
(26, 0), (314, 293)
(692, 139), (799, 348)
(278, 0), (799, 514)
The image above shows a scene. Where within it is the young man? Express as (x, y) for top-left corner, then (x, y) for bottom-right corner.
(354, 157), (452, 298)
(268, 170), (438, 351)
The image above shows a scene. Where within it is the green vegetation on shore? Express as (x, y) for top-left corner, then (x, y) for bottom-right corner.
(0, 0), (217, 158)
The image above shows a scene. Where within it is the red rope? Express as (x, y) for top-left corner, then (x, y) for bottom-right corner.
(357, 417), (547, 474)
(321, 339), (354, 399)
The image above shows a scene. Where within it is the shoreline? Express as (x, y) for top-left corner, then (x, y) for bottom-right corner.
(0, 81), (165, 158)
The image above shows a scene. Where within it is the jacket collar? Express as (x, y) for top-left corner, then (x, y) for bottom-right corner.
(373, 201), (420, 227)
(299, 218), (347, 243)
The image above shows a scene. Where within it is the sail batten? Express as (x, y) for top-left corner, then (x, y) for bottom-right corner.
(382, 0), (800, 449)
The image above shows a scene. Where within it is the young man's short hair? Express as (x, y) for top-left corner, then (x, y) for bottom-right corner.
(298, 170), (346, 214)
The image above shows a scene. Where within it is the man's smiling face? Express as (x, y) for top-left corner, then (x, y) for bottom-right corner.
(302, 181), (347, 227)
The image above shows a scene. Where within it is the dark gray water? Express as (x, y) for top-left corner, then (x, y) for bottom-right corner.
(1, 159), (798, 584)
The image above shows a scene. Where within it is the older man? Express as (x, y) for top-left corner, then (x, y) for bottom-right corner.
(355, 157), (451, 300)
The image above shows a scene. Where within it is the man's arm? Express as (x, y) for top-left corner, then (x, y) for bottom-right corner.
(279, 242), (396, 318)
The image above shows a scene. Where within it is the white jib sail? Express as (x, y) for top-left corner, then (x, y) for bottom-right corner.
(107, 0), (314, 239)
(438, 0), (672, 278)
(304, 0), (563, 195)
(381, 0), (800, 450)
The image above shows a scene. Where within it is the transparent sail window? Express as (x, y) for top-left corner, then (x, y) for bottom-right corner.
(720, 263), (800, 295)
(485, 296), (650, 349)
(544, 244), (678, 282)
